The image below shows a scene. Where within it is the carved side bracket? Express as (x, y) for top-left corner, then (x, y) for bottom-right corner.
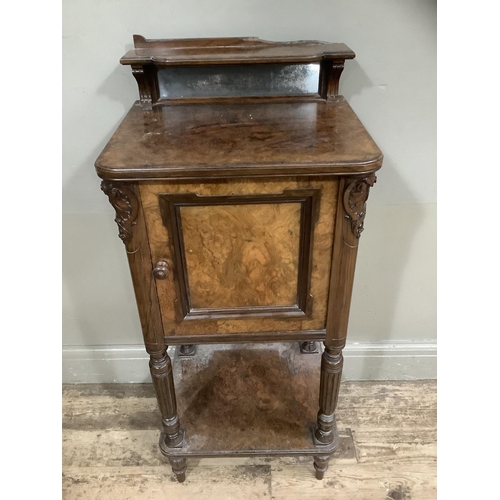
(131, 64), (154, 110)
(342, 174), (376, 239)
(101, 180), (139, 248)
(319, 60), (345, 98)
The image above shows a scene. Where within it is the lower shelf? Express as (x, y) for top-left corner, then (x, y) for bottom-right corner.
(159, 342), (338, 458)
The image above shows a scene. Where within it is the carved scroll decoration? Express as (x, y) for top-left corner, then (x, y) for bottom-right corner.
(131, 65), (153, 110)
(343, 174), (377, 238)
(101, 180), (139, 247)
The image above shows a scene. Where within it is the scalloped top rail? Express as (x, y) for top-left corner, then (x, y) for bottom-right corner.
(121, 36), (356, 110)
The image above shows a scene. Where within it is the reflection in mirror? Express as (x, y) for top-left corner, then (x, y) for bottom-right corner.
(157, 63), (320, 99)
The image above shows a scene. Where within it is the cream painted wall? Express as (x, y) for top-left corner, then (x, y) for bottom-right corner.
(63, 1), (436, 353)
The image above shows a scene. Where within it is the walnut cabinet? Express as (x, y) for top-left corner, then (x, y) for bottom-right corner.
(95, 35), (382, 482)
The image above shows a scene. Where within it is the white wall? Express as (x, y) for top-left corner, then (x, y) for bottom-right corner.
(63, 0), (436, 380)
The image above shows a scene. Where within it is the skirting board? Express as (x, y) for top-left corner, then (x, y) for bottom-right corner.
(62, 341), (436, 383)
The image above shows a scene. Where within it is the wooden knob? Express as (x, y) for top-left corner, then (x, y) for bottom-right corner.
(153, 260), (169, 280)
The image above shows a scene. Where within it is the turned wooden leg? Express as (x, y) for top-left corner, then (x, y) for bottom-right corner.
(314, 345), (343, 444)
(179, 344), (196, 357)
(313, 454), (331, 480)
(169, 457), (187, 483)
(149, 349), (184, 448)
(299, 341), (319, 354)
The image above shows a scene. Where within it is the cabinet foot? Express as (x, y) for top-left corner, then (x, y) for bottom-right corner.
(169, 457), (187, 482)
(299, 341), (319, 354)
(313, 455), (330, 480)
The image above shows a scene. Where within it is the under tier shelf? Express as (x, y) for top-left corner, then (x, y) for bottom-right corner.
(160, 342), (339, 458)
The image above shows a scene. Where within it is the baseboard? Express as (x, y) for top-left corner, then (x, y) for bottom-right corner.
(340, 340), (436, 381)
(62, 340), (436, 383)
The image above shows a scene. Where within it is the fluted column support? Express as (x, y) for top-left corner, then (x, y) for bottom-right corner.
(149, 349), (184, 448)
(314, 345), (343, 445)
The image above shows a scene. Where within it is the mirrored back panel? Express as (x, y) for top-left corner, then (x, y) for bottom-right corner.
(157, 63), (320, 99)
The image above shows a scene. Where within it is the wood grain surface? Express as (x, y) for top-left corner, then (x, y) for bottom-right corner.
(121, 36), (355, 65)
(181, 202), (301, 308)
(140, 177), (338, 336)
(94, 97), (382, 181)
(63, 380), (436, 499)
(162, 344), (339, 455)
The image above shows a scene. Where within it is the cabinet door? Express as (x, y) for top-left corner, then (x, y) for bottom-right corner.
(140, 177), (339, 340)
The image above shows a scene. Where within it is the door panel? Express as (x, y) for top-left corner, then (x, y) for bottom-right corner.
(181, 201), (301, 309)
(140, 177), (338, 337)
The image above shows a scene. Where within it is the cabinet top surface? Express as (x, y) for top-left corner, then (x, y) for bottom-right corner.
(95, 96), (382, 181)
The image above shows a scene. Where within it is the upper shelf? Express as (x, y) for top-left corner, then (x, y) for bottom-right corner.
(121, 36), (356, 109)
(121, 35), (355, 66)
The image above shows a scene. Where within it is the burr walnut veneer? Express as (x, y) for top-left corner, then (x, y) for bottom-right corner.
(95, 35), (382, 482)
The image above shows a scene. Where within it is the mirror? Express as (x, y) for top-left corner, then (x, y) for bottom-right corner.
(157, 63), (320, 99)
